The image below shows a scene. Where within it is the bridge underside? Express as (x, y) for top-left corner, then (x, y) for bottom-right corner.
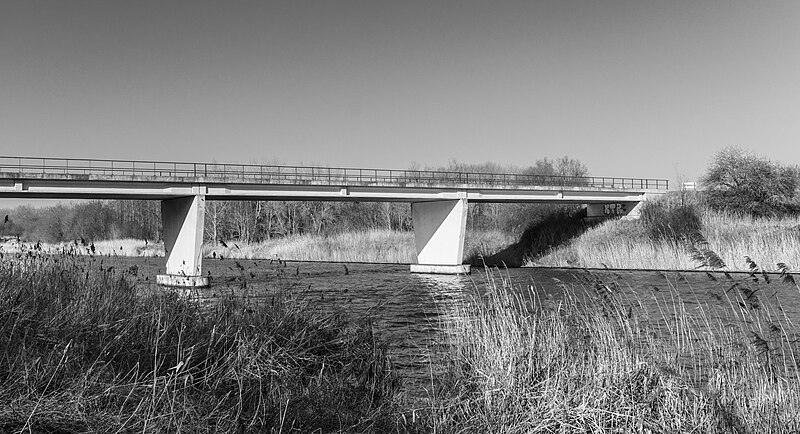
(0, 176), (664, 284)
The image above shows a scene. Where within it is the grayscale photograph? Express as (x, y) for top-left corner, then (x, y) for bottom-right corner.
(1, 1), (799, 432)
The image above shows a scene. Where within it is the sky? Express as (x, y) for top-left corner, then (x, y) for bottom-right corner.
(2, 0), (799, 205)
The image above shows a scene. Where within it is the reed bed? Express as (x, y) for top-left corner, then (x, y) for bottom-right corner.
(206, 229), (514, 263)
(2, 229), (514, 264)
(419, 268), (800, 432)
(206, 230), (416, 263)
(0, 253), (402, 433)
(0, 238), (164, 257)
(533, 211), (800, 271)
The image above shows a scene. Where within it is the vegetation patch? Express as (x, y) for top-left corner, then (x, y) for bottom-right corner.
(416, 269), (800, 432)
(0, 254), (403, 433)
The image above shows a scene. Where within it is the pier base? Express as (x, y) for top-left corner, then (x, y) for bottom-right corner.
(410, 264), (471, 274)
(157, 274), (210, 287)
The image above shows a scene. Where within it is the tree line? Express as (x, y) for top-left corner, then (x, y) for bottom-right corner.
(0, 157), (588, 243)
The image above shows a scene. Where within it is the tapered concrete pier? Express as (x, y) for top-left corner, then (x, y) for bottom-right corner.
(156, 195), (209, 287)
(410, 199), (471, 274)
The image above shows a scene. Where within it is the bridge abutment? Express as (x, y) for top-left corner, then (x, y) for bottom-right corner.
(410, 199), (470, 274)
(157, 195), (209, 287)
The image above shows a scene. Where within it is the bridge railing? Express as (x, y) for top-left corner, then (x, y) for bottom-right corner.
(0, 156), (669, 190)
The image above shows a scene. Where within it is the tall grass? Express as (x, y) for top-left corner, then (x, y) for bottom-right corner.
(206, 230), (416, 263)
(2, 229), (515, 264)
(0, 253), (402, 432)
(533, 210), (800, 271)
(419, 269), (800, 432)
(0, 238), (163, 257)
(206, 229), (514, 263)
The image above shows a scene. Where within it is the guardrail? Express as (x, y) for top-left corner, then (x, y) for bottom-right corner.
(0, 156), (669, 190)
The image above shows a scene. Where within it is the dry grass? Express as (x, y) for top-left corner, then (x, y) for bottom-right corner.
(702, 212), (800, 272)
(0, 253), (402, 433)
(533, 211), (800, 271)
(418, 268), (800, 432)
(4, 237), (800, 432)
(1, 229), (515, 265)
(0, 238), (163, 257)
(206, 229), (514, 263)
(206, 230), (416, 263)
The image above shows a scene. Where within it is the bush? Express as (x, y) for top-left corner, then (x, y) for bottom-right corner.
(702, 148), (799, 217)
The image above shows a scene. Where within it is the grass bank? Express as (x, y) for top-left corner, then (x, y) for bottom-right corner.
(0, 254), (403, 432)
(420, 269), (800, 432)
(531, 210), (800, 272)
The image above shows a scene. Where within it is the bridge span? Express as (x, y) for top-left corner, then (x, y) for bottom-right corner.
(0, 156), (668, 284)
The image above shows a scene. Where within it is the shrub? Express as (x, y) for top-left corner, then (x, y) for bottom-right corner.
(702, 147), (799, 217)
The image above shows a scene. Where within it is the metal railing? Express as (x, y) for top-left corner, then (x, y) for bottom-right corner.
(0, 156), (669, 190)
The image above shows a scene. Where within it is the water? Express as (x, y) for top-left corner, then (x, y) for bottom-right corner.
(103, 256), (800, 390)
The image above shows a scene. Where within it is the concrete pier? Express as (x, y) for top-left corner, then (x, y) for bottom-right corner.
(411, 199), (468, 274)
(157, 195), (209, 287)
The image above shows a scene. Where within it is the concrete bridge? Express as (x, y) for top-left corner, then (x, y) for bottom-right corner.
(0, 156), (668, 285)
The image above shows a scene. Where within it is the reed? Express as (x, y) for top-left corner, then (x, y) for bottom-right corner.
(0, 238), (163, 257)
(0, 253), (402, 432)
(206, 229), (514, 263)
(416, 268), (800, 432)
(2, 229), (514, 264)
(533, 210), (800, 271)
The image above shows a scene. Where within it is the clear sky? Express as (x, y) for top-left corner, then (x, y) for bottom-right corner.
(2, 0), (799, 192)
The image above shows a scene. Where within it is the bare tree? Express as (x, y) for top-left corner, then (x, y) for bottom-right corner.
(205, 200), (230, 242)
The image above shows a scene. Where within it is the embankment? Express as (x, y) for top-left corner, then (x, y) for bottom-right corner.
(531, 210), (800, 272)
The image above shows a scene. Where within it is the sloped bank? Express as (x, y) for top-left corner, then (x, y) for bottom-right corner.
(473, 208), (598, 267)
(530, 206), (800, 272)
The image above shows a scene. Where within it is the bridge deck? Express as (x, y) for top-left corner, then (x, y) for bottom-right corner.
(0, 156), (668, 189)
(0, 156), (669, 280)
(0, 156), (668, 203)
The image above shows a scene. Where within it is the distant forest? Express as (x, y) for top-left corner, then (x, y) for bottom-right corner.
(0, 158), (587, 243)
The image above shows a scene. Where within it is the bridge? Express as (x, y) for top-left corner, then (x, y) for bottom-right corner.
(0, 156), (668, 284)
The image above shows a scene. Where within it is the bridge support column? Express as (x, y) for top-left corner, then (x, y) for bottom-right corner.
(157, 195), (209, 287)
(410, 199), (470, 274)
